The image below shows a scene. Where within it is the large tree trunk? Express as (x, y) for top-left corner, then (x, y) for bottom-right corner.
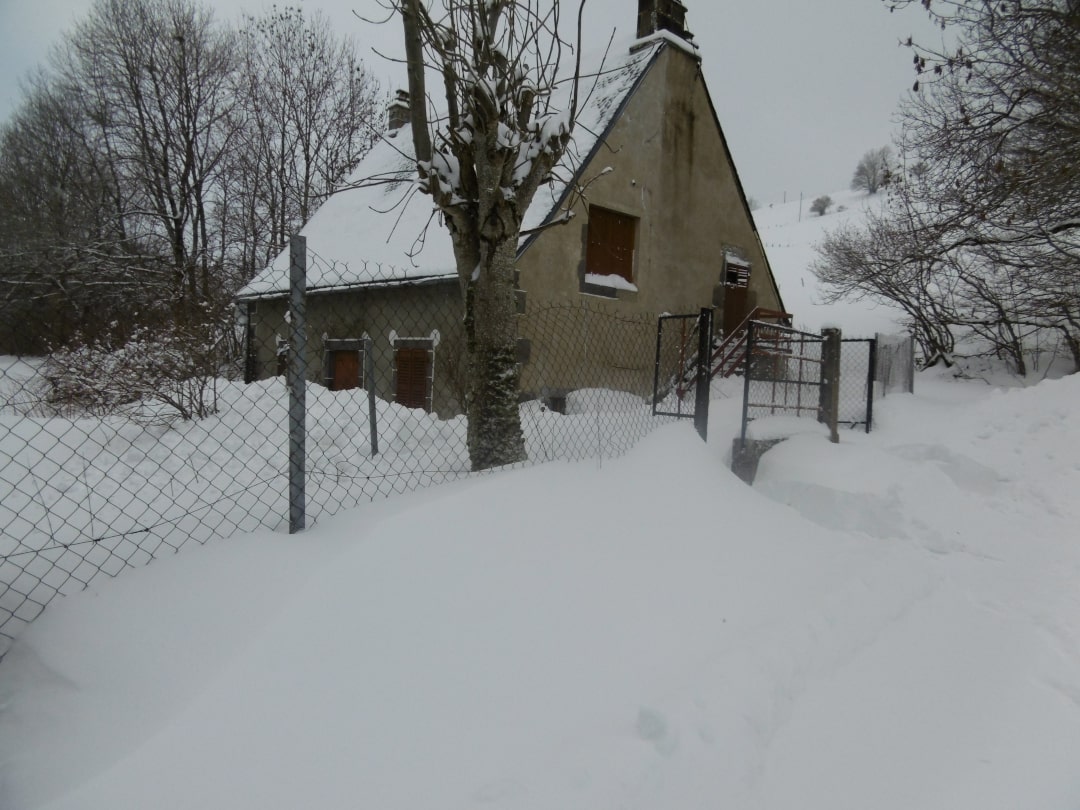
(463, 237), (526, 471)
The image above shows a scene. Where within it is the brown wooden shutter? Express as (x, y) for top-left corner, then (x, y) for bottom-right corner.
(586, 207), (636, 282)
(395, 347), (430, 409)
(330, 350), (361, 391)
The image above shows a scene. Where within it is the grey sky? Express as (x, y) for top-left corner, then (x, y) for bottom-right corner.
(0, 0), (935, 205)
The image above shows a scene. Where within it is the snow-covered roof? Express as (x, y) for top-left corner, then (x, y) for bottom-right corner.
(237, 35), (667, 300)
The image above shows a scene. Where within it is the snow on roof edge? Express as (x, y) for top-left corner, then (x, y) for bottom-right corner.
(237, 272), (457, 302)
(238, 38), (666, 300)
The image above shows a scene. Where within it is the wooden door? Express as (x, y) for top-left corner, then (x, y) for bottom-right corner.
(723, 286), (749, 336)
(330, 350), (360, 391)
(395, 347), (429, 410)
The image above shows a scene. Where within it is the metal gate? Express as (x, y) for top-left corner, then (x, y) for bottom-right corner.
(739, 321), (827, 441)
(839, 338), (877, 433)
(652, 309), (713, 440)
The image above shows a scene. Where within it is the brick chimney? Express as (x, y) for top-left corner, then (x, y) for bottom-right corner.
(637, 0), (692, 40)
(387, 89), (410, 132)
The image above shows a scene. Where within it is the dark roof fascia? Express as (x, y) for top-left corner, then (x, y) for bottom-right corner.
(237, 272), (458, 303)
(693, 63), (787, 314)
(517, 42), (667, 260)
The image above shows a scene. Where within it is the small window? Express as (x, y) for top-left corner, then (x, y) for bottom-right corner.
(394, 339), (434, 411)
(586, 206), (637, 283)
(724, 250), (750, 288)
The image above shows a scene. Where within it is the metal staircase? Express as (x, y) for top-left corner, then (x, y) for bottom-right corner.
(708, 308), (792, 380)
(672, 308), (792, 400)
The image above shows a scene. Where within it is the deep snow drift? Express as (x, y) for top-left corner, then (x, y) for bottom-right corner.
(1, 368), (1079, 810)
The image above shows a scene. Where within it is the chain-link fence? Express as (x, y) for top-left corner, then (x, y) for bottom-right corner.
(875, 333), (916, 395)
(0, 247), (689, 654)
(839, 338), (876, 432)
(739, 327), (915, 441)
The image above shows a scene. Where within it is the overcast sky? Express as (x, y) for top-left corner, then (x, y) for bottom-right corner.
(0, 0), (937, 205)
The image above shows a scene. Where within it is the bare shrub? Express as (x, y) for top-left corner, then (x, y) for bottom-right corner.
(810, 195), (833, 216)
(42, 310), (234, 421)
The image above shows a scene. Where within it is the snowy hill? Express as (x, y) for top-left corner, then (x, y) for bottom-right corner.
(755, 189), (903, 336)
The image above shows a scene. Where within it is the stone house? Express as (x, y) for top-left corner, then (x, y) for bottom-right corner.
(237, 0), (785, 416)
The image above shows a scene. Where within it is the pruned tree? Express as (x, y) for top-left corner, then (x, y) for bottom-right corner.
(393, 0), (589, 470)
(850, 146), (893, 194)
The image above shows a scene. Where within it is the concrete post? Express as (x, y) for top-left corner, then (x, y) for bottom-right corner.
(818, 327), (841, 444)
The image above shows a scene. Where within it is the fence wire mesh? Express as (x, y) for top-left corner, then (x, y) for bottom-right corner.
(875, 333), (916, 395)
(839, 338), (876, 432)
(1, 250), (685, 653)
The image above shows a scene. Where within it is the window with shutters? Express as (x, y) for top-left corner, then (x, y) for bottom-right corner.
(323, 339), (366, 391)
(393, 339), (434, 411)
(584, 205), (637, 287)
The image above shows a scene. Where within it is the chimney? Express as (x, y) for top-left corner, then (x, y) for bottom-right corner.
(637, 0), (692, 40)
(387, 89), (410, 132)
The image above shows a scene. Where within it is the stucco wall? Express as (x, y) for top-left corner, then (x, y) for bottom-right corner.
(247, 280), (465, 417)
(514, 41), (783, 397)
(517, 44), (781, 318)
(246, 41), (784, 413)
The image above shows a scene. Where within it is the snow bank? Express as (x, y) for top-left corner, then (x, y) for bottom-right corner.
(2, 372), (1080, 810)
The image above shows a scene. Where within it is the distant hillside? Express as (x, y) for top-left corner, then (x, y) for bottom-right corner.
(753, 190), (903, 337)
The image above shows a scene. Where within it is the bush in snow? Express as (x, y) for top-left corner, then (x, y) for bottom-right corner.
(810, 195), (833, 217)
(42, 310), (233, 420)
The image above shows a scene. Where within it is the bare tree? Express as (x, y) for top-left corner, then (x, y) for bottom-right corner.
(1, 0), (390, 365)
(0, 73), (173, 352)
(850, 146), (893, 194)
(816, 1), (1080, 374)
(56, 0), (237, 307)
(393, 0), (589, 470)
(228, 7), (382, 280)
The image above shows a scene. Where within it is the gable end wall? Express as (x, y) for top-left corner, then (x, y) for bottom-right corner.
(516, 44), (782, 325)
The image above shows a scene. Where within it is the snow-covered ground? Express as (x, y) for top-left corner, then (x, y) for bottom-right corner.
(0, 366), (676, 647)
(3, 188), (1079, 808)
(1, 367), (1079, 810)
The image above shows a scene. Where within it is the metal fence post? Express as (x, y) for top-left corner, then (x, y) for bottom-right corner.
(819, 327), (841, 443)
(740, 321), (755, 443)
(365, 335), (378, 456)
(288, 235), (307, 534)
(693, 307), (713, 442)
(865, 337), (877, 433)
(652, 317), (664, 415)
